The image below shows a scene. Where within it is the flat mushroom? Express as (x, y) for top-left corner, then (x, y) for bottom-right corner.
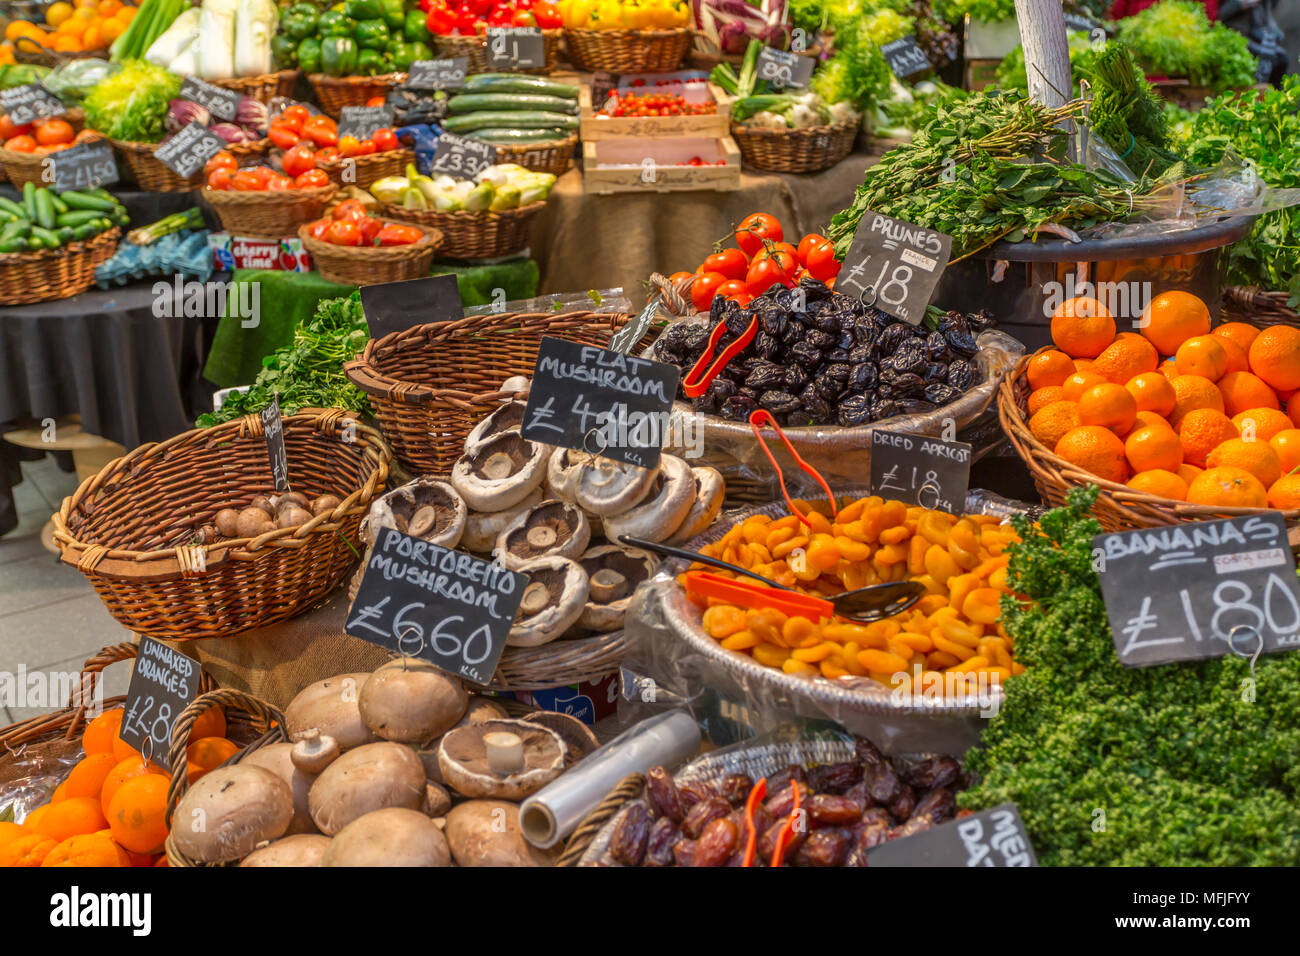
(576, 544), (656, 632)
(665, 466), (726, 545)
(460, 487), (542, 554)
(465, 400), (527, 452)
(547, 448), (657, 517)
(437, 718), (566, 800)
(445, 799), (560, 867)
(361, 478), (467, 550)
(495, 499), (591, 570)
(522, 711), (600, 766)
(508, 555), (589, 647)
(452, 432), (547, 512)
(602, 454), (695, 544)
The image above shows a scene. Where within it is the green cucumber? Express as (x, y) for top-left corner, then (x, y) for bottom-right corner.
(56, 226), (74, 244)
(442, 111), (579, 133)
(50, 191), (68, 216)
(447, 93), (579, 115)
(0, 196), (28, 219)
(71, 222), (100, 241)
(21, 182), (37, 220)
(465, 127), (572, 142)
(59, 190), (120, 213)
(0, 209), (18, 224)
(29, 225), (61, 249)
(0, 220), (30, 243)
(462, 74), (578, 99)
(56, 210), (105, 228)
(33, 188), (56, 230)
(0, 237), (27, 253)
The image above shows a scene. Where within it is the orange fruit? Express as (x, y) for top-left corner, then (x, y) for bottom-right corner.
(1174, 335), (1229, 381)
(1230, 407), (1292, 443)
(1127, 469), (1188, 501)
(1176, 463), (1203, 485)
(189, 707), (226, 743)
(1139, 290), (1210, 356)
(1061, 370), (1107, 402)
(0, 833), (57, 867)
(1291, 401), (1300, 430)
(1055, 426), (1129, 483)
(1051, 296), (1116, 359)
(1074, 358), (1095, 371)
(1169, 375), (1224, 427)
(186, 760), (207, 785)
(1092, 333), (1158, 384)
(1217, 371), (1279, 416)
(1179, 408), (1239, 468)
(1269, 429), (1300, 473)
(97, 0), (123, 13)
(1217, 336), (1249, 375)
(41, 831), (130, 867)
(124, 849), (158, 867)
(1186, 467), (1267, 508)
(1157, 359), (1180, 382)
(1267, 474), (1300, 510)
(1028, 385), (1066, 416)
(51, 35), (82, 52)
(1124, 371), (1176, 417)
(1125, 425), (1183, 473)
(186, 736), (239, 772)
(81, 707), (124, 756)
(1132, 410), (1173, 432)
(0, 820), (23, 850)
(1078, 382), (1137, 434)
(62, 753), (117, 799)
(1029, 401), (1081, 449)
(1207, 438), (1282, 488)
(1214, 322), (1260, 352)
(100, 756), (165, 817)
(22, 804), (52, 833)
(1026, 350), (1075, 390)
(51, 782), (70, 803)
(25, 797), (106, 843)
(106, 774), (169, 855)
(1248, 326), (1300, 392)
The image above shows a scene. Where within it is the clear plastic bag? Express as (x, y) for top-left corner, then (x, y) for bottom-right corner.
(463, 287), (632, 318)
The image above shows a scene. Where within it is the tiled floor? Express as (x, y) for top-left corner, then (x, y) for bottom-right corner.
(0, 456), (132, 724)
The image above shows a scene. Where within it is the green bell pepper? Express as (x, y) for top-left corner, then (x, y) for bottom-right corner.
(296, 36), (322, 75)
(394, 40), (432, 71)
(344, 0), (380, 19)
(317, 10), (356, 36)
(354, 18), (389, 50)
(403, 9), (431, 43)
(282, 3), (319, 40)
(271, 34), (299, 70)
(378, 0), (405, 30)
(356, 47), (384, 76)
(320, 35), (358, 76)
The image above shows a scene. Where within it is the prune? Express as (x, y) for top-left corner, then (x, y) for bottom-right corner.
(759, 390), (803, 415)
(798, 386), (832, 423)
(644, 816), (679, 866)
(694, 388), (719, 413)
(754, 331), (780, 361)
(923, 362), (949, 383)
(805, 328), (837, 349)
(808, 794), (864, 826)
(888, 784), (917, 822)
(808, 762), (864, 795)
(863, 759), (903, 805)
(736, 386), (758, 400)
(781, 321), (802, 345)
(925, 384), (960, 405)
(815, 377), (843, 402)
(903, 756), (962, 791)
(681, 796), (731, 839)
(645, 766), (684, 822)
(692, 817), (739, 867)
(799, 276), (833, 302)
(610, 804), (651, 865)
(671, 839), (696, 867)
(720, 395), (757, 421)
(944, 325), (978, 357)
(678, 780), (718, 809)
(744, 362), (785, 390)
(870, 397), (902, 421)
(824, 347), (851, 364)
(719, 773), (755, 806)
(838, 395), (873, 427)
(925, 330), (951, 362)
(784, 364), (809, 392)
(850, 315), (875, 345)
(760, 308), (787, 337)
(708, 295), (732, 326)
(793, 828), (853, 867)
(848, 342), (878, 365)
(848, 363), (878, 391)
(947, 359), (978, 390)
(724, 309), (753, 339)
(878, 322), (913, 354)
(824, 362), (851, 384)
(809, 309), (842, 335)
(790, 340), (823, 369)
(881, 341), (926, 374)
(968, 309), (996, 332)
(765, 781), (811, 819)
(881, 371), (926, 397)
(837, 330), (855, 351)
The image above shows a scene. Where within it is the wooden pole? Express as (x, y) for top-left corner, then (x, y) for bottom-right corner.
(1014, 0), (1073, 107)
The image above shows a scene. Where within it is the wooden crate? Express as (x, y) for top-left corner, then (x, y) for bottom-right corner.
(582, 135), (739, 194)
(579, 80), (730, 140)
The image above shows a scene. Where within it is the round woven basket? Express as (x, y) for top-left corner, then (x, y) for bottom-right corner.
(307, 73), (406, 118)
(52, 408), (392, 640)
(492, 133), (576, 176)
(0, 226), (119, 306)
(1221, 285), (1300, 330)
(490, 631), (633, 692)
(563, 27), (692, 72)
(378, 199), (543, 259)
(298, 219), (441, 286)
(0, 113), (93, 187)
(433, 29), (562, 74)
(343, 310), (654, 476)
(314, 147), (413, 190)
(210, 69), (301, 104)
(999, 347), (1300, 534)
(203, 184), (337, 239)
(227, 136), (272, 162)
(109, 138), (202, 191)
(730, 118), (858, 173)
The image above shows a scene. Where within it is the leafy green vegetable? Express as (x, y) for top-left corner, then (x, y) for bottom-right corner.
(962, 487), (1300, 866)
(870, 74), (967, 141)
(1088, 41), (1182, 177)
(197, 292), (371, 427)
(995, 30), (1099, 95)
(82, 59), (181, 144)
(808, 21), (893, 113)
(1116, 0), (1256, 92)
(932, 0), (1014, 23)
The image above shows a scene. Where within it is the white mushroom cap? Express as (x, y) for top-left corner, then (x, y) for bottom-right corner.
(461, 487), (543, 554)
(547, 448), (657, 517)
(665, 466), (726, 545)
(465, 399), (528, 453)
(602, 454), (695, 544)
(508, 555), (589, 647)
(577, 544), (656, 632)
(495, 499), (591, 570)
(452, 432), (547, 512)
(360, 478), (467, 550)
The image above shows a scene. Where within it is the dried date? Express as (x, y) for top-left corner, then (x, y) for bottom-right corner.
(677, 780), (718, 810)
(645, 766), (684, 822)
(643, 817), (679, 867)
(902, 755), (961, 792)
(808, 793), (865, 826)
(863, 759), (903, 805)
(888, 784), (916, 822)
(805, 760), (862, 795)
(692, 817), (739, 867)
(609, 804), (650, 866)
(764, 781), (811, 819)
(793, 828), (853, 867)
(681, 796), (731, 839)
(719, 773), (755, 806)
(671, 839), (696, 867)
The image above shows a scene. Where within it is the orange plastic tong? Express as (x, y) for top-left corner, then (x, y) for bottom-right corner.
(683, 570), (833, 622)
(681, 316), (759, 398)
(748, 409), (838, 527)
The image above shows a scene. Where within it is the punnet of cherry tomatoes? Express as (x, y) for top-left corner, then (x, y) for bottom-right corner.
(422, 0), (563, 36)
(668, 212), (841, 312)
(0, 115), (93, 154)
(304, 197), (425, 246)
(597, 91), (717, 118)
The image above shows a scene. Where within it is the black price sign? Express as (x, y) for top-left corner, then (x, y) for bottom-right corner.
(407, 57), (468, 90)
(359, 273), (463, 339)
(345, 529), (527, 684)
(520, 336), (680, 470)
(154, 122), (225, 179)
(867, 804), (1037, 867)
(179, 75), (240, 122)
(0, 83), (67, 125)
(869, 430), (970, 515)
(338, 104), (394, 140)
(1094, 513), (1300, 668)
(43, 140), (118, 192)
(1064, 12), (1100, 33)
(485, 26), (545, 70)
(755, 47), (815, 90)
(881, 36), (932, 80)
(837, 210), (952, 325)
(119, 637), (202, 770)
(429, 129), (496, 178)
(260, 393), (289, 493)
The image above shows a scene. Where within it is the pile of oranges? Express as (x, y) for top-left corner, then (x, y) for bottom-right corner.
(0, 705), (237, 867)
(1025, 290), (1300, 510)
(1, 0), (135, 57)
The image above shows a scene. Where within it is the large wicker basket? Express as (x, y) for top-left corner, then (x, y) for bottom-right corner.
(563, 27), (692, 72)
(433, 28), (562, 74)
(378, 200), (543, 259)
(52, 408), (392, 640)
(730, 118), (858, 173)
(315, 147), (413, 190)
(298, 219), (441, 286)
(307, 73), (406, 118)
(227, 136), (272, 162)
(203, 184), (337, 239)
(999, 347), (1300, 534)
(0, 226), (119, 305)
(0, 113), (93, 187)
(493, 133), (576, 176)
(343, 310), (653, 476)
(109, 138), (202, 191)
(1221, 285), (1300, 330)
(210, 69), (300, 104)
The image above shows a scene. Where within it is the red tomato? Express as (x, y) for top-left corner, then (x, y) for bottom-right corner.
(365, 96), (387, 108)
(730, 291), (754, 308)
(426, 7), (456, 33)
(294, 169), (331, 188)
(206, 167), (234, 190)
(715, 279), (749, 301)
(281, 143), (317, 178)
(735, 212), (782, 257)
(371, 128), (399, 152)
(204, 150), (237, 178)
(755, 241), (797, 263)
(690, 271), (728, 313)
(796, 233), (827, 266)
(331, 198), (369, 222)
(804, 237), (839, 281)
(315, 146), (341, 164)
(358, 216), (383, 242)
(745, 256), (794, 296)
(376, 223), (424, 245)
(34, 118), (74, 145)
(337, 135), (364, 158)
(265, 173), (294, 191)
(232, 168), (271, 191)
(0, 114), (32, 140)
(3, 134), (35, 152)
(532, 0), (561, 27)
(268, 124), (301, 150)
(306, 218), (332, 239)
(702, 248), (748, 281)
(280, 104), (310, 127)
(302, 116), (338, 148)
(355, 139), (377, 155)
(325, 220), (363, 246)
(511, 9), (536, 25)
(667, 270), (694, 285)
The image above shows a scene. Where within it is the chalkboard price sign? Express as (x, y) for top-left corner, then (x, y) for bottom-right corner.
(867, 803), (1037, 867)
(429, 129), (496, 179)
(43, 140), (119, 192)
(119, 637), (203, 770)
(338, 105), (394, 140)
(1094, 513), (1300, 668)
(485, 26), (545, 69)
(345, 529), (527, 684)
(880, 36), (932, 80)
(178, 76), (240, 121)
(359, 272), (463, 339)
(869, 429), (970, 515)
(154, 122), (226, 179)
(520, 336), (680, 469)
(837, 210), (952, 325)
(406, 57), (469, 90)
(261, 394), (289, 493)
(755, 47), (815, 90)
(0, 83), (66, 126)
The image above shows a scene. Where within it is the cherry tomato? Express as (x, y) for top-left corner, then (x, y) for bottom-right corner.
(371, 128), (399, 152)
(745, 256), (793, 296)
(455, 9), (478, 32)
(281, 143), (317, 178)
(206, 167), (234, 190)
(204, 150), (237, 178)
(302, 115), (338, 148)
(511, 9), (536, 26)
(735, 212), (782, 257)
(325, 220), (363, 246)
(232, 167), (271, 191)
(755, 241), (797, 263)
(715, 279), (749, 301)
(34, 118), (74, 146)
(702, 248), (748, 281)
(268, 124), (301, 150)
(803, 237), (839, 281)
(294, 168), (331, 188)
(690, 271), (728, 313)
(331, 198), (369, 222)
(355, 139), (377, 155)
(667, 270), (694, 285)
(796, 232), (827, 266)
(337, 135), (363, 158)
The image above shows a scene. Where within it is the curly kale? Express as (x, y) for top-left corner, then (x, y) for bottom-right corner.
(962, 486), (1300, 866)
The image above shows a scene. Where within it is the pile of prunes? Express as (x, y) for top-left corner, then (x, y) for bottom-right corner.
(654, 278), (995, 428)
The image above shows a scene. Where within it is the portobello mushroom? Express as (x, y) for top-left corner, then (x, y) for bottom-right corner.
(494, 499), (590, 570)
(460, 487), (543, 554)
(576, 544), (656, 632)
(452, 432), (548, 512)
(602, 454), (694, 544)
(437, 719), (566, 800)
(508, 555), (589, 647)
(665, 466), (726, 545)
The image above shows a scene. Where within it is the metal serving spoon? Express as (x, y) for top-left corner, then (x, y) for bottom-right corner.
(617, 535), (926, 623)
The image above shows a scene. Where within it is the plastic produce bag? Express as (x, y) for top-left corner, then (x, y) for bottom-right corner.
(464, 287), (632, 318)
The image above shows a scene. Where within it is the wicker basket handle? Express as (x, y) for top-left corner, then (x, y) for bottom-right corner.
(343, 356), (440, 404)
(648, 272), (692, 318)
(555, 772), (645, 867)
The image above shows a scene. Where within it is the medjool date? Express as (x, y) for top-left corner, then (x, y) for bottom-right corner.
(903, 755), (962, 791)
(671, 839), (696, 866)
(681, 796), (731, 839)
(793, 828), (853, 867)
(863, 759), (903, 805)
(678, 780), (719, 809)
(719, 773), (755, 806)
(808, 794), (864, 826)
(808, 762), (864, 794)
(888, 784), (917, 822)
(644, 817), (679, 866)
(645, 766), (684, 822)
(609, 804), (651, 865)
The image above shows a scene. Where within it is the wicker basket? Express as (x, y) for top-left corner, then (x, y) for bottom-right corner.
(491, 631), (632, 691)
(203, 184), (337, 239)
(109, 138), (202, 191)
(210, 69), (301, 104)
(298, 219), (441, 286)
(227, 136), (273, 162)
(1000, 347), (1300, 533)
(307, 73), (406, 118)
(164, 689), (286, 868)
(493, 133), (576, 176)
(314, 147), (413, 190)
(730, 119), (858, 173)
(563, 27), (692, 72)
(0, 226), (119, 306)
(379, 199), (543, 259)
(52, 409), (392, 640)
(344, 310), (654, 476)
(433, 29), (562, 75)
(1221, 285), (1300, 330)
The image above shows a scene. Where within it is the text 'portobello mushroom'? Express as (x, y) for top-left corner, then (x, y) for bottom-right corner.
(508, 555), (589, 647)
(577, 544), (655, 632)
(495, 499), (591, 570)
(452, 432), (547, 512)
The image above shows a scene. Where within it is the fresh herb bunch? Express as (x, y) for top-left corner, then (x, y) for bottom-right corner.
(1088, 41), (1182, 177)
(932, 0), (1015, 23)
(807, 19), (894, 113)
(996, 31), (1100, 96)
(82, 60), (181, 144)
(197, 293), (371, 427)
(962, 487), (1300, 866)
(1116, 0), (1256, 92)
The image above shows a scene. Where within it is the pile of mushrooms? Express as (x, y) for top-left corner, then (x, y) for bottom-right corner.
(199, 492), (343, 544)
(181, 662), (596, 867)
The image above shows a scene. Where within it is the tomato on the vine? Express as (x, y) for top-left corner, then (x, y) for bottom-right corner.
(281, 143), (317, 178)
(745, 255), (794, 296)
(702, 248), (748, 281)
(796, 232), (827, 266)
(715, 279), (750, 302)
(690, 271), (728, 312)
(667, 270), (694, 285)
(735, 212), (782, 257)
(804, 237), (840, 281)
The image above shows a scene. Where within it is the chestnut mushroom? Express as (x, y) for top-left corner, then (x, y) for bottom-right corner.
(602, 454), (695, 544)
(576, 544), (655, 632)
(465, 400), (527, 452)
(445, 799), (560, 867)
(494, 499), (590, 570)
(460, 487), (543, 554)
(358, 657), (468, 745)
(437, 718), (566, 800)
(547, 448), (657, 517)
(508, 556), (589, 647)
(666, 466), (726, 545)
(521, 711), (599, 766)
(361, 478), (467, 550)
(214, 508), (241, 538)
(452, 432), (547, 512)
